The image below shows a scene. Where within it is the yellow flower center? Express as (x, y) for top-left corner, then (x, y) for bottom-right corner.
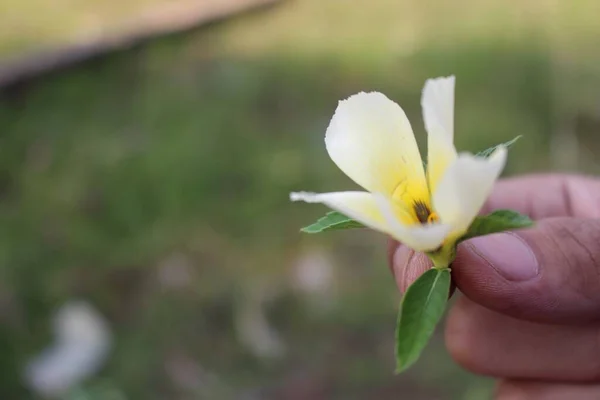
(391, 180), (436, 226)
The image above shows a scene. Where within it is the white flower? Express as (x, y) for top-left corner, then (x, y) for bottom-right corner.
(24, 301), (112, 398)
(290, 76), (506, 253)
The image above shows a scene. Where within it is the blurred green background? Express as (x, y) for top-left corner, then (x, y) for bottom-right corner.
(1, 0), (600, 399)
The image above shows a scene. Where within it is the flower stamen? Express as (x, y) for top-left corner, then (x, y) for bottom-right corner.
(413, 200), (433, 224)
(413, 201), (439, 225)
(427, 212), (439, 224)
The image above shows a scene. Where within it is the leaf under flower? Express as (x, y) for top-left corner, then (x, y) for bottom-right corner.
(300, 211), (365, 233)
(460, 209), (534, 242)
(395, 268), (451, 373)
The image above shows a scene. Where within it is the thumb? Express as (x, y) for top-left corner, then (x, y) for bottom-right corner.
(453, 217), (600, 324)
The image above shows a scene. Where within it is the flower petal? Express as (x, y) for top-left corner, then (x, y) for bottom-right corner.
(290, 191), (407, 233)
(325, 92), (428, 205)
(427, 123), (457, 195)
(432, 146), (507, 234)
(373, 194), (451, 252)
(422, 75), (455, 142)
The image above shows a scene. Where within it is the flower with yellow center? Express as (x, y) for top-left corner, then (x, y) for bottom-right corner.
(290, 76), (507, 264)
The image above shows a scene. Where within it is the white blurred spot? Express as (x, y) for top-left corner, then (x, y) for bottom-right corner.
(165, 353), (205, 392)
(291, 248), (334, 295)
(24, 301), (112, 398)
(235, 285), (286, 360)
(157, 252), (194, 289)
(290, 248), (337, 315)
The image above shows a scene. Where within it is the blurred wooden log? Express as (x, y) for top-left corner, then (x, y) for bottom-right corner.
(0, 0), (281, 88)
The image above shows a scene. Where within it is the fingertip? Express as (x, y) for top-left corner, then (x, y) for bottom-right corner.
(451, 225), (581, 323)
(392, 246), (432, 293)
(451, 241), (515, 307)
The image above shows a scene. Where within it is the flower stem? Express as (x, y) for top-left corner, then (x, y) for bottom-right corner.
(427, 243), (456, 270)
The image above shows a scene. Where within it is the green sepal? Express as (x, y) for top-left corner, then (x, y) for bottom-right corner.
(300, 211), (365, 233)
(460, 209), (533, 243)
(476, 135), (521, 158)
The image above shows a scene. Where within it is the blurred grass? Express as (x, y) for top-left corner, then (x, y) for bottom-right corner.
(0, 0), (600, 399)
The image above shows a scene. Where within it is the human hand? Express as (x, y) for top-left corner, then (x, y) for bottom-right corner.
(389, 174), (600, 399)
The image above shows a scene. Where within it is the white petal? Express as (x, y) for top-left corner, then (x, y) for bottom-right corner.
(373, 194), (451, 252)
(291, 191), (393, 233)
(422, 76), (455, 142)
(325, 92), (428, 203)
(432, 146), (507, 233)
(427, 123), (457, 194)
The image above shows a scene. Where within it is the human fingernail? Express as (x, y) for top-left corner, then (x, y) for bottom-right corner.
(468, 232), (539, 281)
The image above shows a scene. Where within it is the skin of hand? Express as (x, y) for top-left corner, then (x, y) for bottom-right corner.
(388, 174), (600, 399)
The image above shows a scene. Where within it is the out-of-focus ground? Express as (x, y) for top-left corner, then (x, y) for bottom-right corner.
(1, 0), (599, 399)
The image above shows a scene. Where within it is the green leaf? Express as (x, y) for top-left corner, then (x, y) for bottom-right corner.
(460, 209), (534, 242)
(476, 135), (522, 158)
(300, 211), (365, 233)
(395, 268), (451, 373)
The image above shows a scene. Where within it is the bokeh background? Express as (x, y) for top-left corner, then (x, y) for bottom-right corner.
(1, 0), (599, 399)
